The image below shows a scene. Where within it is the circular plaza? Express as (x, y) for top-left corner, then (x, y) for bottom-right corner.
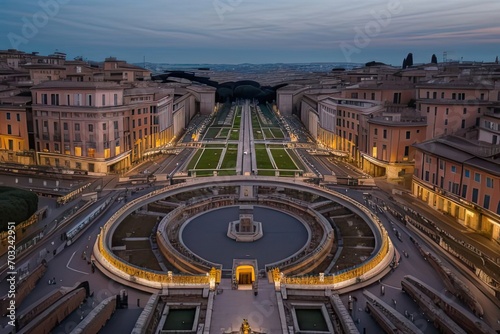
(92, 176), (395, 292)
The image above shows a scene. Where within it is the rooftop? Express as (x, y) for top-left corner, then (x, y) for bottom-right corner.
(32, 80), (122, 90)
(414, 136), (500, 175)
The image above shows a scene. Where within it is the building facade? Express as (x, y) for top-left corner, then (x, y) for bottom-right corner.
(412, 137), (500, 240)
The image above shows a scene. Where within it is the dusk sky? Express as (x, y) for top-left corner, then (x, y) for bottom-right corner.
(1, 0), (499, 65)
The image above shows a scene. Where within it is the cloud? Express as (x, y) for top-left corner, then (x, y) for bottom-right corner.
(1, 0), (498, 63)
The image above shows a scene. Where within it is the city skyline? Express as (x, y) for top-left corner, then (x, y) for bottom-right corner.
(1, 0), (499, 65)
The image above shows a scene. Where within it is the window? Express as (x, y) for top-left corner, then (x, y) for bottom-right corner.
(7, 125), (12, 134)
(63, 122), (68, 131)
(441, 92), (445, 98)
(472, 188), (478, 204)
(374, 128), (378, 135)
(474, 173), (480, 182)
(144, 117), (147, 125)
(463, 108), (467, 114)
(102, 94), (106, 106)
(452, 93), (456, 99)
(87, 94), (92, 106)
(8, 139), (13, 150)
(74, 93), (82, 106)
(432, 92), (437, 99)
(102, 123), (107, 131)
(75, 123), (80, 131)
(404, 146), (409, 156)
(88, 124), (94, 132)
(465, 169), (470, 178)
(484, 195), (490, 209)
(486, 177), (493, 188)
(113, 94), (118, 106)
(425, 171), (429, 182)
(406, 131), (410, 139)
(461, 119), (465, 128)
(6, 113), (10, 120)
(439, 160), (444, 170)
(41, 93), (48, 104)
(51, 94), (59, 105)
(444, 119), (448, 125)
(383, 129), (387, 139)
(445, 108), (449, 115)
(451, 165), (456, 173)
(16, 114), (20, 121)
(461, 185), (467, 197)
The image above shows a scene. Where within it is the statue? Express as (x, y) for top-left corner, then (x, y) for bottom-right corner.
(240, 318), (251, 334)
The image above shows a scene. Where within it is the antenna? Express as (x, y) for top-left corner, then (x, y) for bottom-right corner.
(442, 51), (447, 63)
(143, 55), (146, 68)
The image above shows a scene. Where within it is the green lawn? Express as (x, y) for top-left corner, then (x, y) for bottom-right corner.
(255, 149), (274, 169)
(233, 109), (241, 128)
(287, 150), (305, 170)
(227, 144), (239, 149)
(257, 170), (275, 176)
(220, 149), (238, 169)
(270, 128), (284, 139)
(204, 128), (220, 140)
(217, 128), (230, 139)
(218, 170), (237, 176)
(253, 129), (264, 140)
(186, 149), (202, 170)
(271, 149), (298, 170)
(195, 148), (223, 169)
(229, 129), (240, 140)
(263, 128), (273, 139)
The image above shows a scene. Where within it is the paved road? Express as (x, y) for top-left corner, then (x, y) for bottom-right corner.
(331, 187), (500, 332)
(0, 189), (153, 334)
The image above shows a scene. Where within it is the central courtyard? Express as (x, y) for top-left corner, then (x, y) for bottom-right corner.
(181, 206), (309, 269)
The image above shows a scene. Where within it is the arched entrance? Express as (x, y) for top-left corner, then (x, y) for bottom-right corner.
(232, 259), (258, 290)
(236, 265), (255, 285)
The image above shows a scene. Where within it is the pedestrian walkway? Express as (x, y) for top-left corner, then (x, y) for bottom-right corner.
(210, 278), (281, 333)
(374, 179), (500, 261)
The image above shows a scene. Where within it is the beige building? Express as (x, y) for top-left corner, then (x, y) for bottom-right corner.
(32, 81), (130, 174)
(364, 110), (427, 179)
(0, 96), (33, 165)
(412, 136), (500, 240)
(316, 97), (383, 164)
(103, 57), (151, 82)
(416, 82), (492, 139)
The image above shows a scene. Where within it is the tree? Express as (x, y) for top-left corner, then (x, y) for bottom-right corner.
(0, 186), (38, 231)
(402, 58), (407, 69)
(496, 56), (499, 64)
(405, 53), (414, 67)
(431, 54), (438, 64)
